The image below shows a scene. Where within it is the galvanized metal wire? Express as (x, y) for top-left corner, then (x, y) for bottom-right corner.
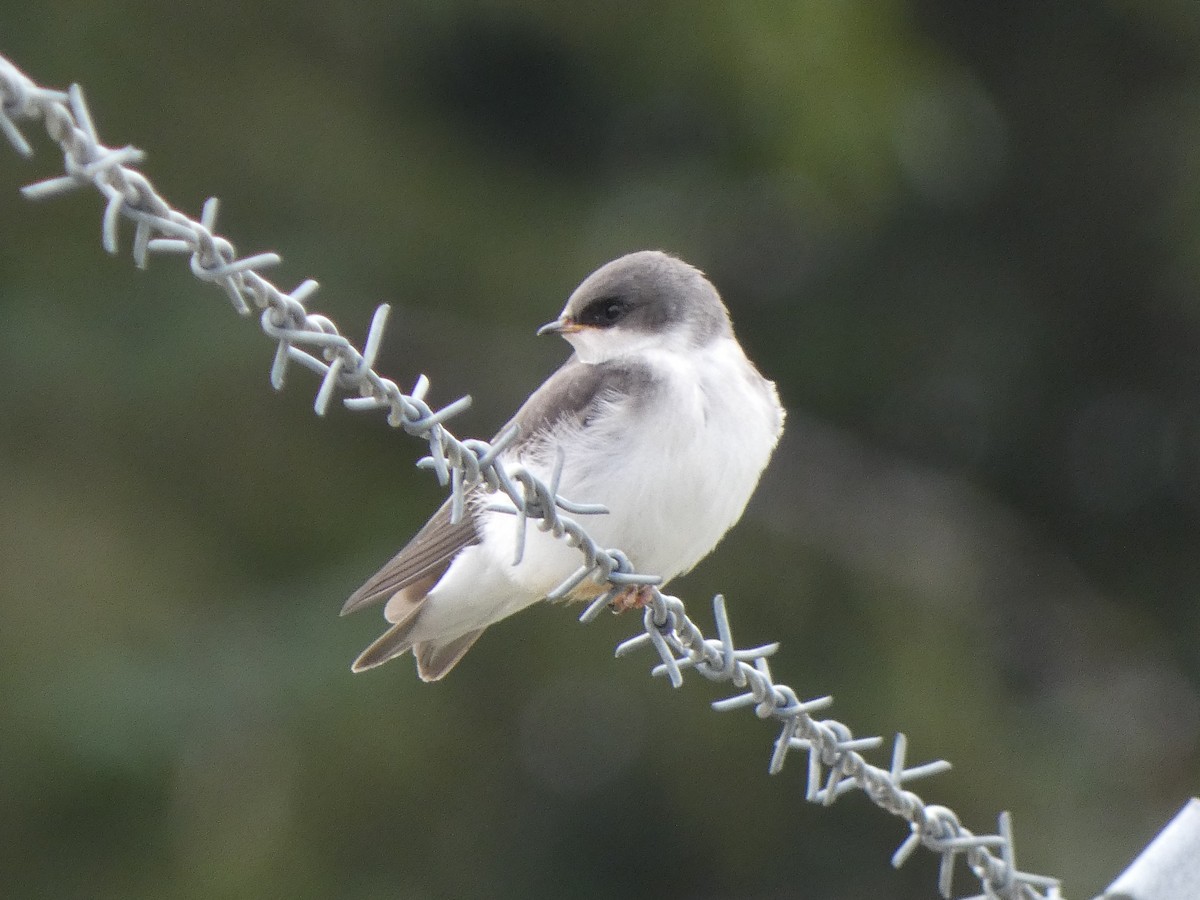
(0, 53), (1063, 900)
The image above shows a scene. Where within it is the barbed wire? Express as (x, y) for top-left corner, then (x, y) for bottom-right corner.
(0, 53), (1063, 900)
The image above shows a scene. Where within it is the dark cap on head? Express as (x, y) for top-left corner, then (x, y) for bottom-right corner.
(556, 251), (733, 345)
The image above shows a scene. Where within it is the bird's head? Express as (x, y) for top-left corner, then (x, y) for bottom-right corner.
(538, 250), (732, 364)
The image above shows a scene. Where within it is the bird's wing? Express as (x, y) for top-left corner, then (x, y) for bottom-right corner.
(502, 355), (657, 445)
(342, 356), (657, 618)
(341, 495), (480, 615)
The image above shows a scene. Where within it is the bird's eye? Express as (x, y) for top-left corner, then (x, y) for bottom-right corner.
(580, 297), (629, 328)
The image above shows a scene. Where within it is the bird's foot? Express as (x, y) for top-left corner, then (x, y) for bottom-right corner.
(609, 584), (655, 613)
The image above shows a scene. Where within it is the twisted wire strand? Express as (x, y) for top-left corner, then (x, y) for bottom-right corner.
(0, 53), (1062, 900)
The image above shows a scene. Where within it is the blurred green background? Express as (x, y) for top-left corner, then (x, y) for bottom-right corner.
(2, 2), (1199, 898)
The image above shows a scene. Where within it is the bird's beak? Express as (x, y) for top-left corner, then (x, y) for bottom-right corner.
(537, 316), (583, 336)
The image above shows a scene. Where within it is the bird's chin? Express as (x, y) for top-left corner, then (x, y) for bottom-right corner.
(563, 331), (605, 364)
(565, 329), (661, 365)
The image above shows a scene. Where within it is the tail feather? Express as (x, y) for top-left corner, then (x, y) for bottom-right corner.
(352, 622), (416, 672)
(350, 585), (488, 679)
(415, 630), (485, 681)
(350, 590), (425, 673)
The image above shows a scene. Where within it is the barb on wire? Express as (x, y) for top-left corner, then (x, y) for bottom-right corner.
(0, 52), (1063, 900)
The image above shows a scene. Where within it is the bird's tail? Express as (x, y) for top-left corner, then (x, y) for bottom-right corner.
(413, 630), (485, 681)
(350, 590), (485, 681)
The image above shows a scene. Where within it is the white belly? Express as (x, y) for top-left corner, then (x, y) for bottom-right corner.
(481, 338), (784, 597)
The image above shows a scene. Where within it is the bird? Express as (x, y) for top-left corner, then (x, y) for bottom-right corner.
(342, 250), (785, 681)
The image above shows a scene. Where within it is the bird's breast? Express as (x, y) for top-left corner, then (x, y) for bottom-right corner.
(482, 339), (783, 595)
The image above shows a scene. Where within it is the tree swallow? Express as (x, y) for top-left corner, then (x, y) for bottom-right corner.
(343, 250), (785, 680)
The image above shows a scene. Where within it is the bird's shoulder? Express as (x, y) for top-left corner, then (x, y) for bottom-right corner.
(505, 355), (660, 441)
